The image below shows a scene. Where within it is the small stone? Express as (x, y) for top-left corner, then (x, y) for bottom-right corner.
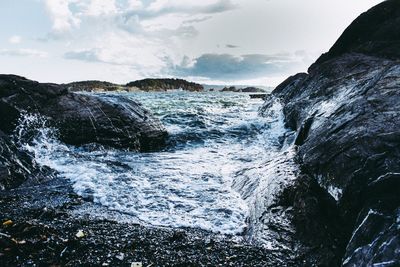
(2, 220), (13, 226)
(75, 230), (85, 238)
(116, 253), (124, 261)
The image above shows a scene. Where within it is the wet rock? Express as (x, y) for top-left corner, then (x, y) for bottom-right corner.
(262, 0), (400, 265)
(277, 174), (345, 266)
(0, 130), (54, 190)
(0, 75), (168, 152)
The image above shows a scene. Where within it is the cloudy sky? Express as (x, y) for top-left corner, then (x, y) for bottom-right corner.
(0, 0), (383, 86)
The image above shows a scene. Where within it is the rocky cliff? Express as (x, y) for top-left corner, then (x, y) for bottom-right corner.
(0, 75), (167, 189)
(261, 0), (400, 265)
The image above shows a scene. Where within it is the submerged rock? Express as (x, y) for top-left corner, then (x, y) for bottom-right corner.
(0, 75), (167, 152)
(261, 0), (400, 265)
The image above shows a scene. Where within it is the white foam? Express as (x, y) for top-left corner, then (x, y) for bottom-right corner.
(328, 185), (343, 201)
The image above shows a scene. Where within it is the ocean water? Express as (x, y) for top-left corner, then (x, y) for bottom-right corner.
(17, 92), (294, 237)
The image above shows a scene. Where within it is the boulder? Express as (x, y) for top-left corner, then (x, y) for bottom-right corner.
(0, 75), (168, 152)
(0, 75), (168, 189)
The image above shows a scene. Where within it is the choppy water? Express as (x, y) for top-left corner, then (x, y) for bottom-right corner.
(17, 92), (295, 237)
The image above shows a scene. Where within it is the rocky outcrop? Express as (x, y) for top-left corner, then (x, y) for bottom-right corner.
(126, 78), (203, 92)
(0, 75), (167, 151)
(0, 75), (168, 189)
(261, 0), (400, 265)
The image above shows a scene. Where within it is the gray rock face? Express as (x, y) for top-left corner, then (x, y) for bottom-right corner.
(261, 1), (400, 265)
(0, 75), (168, 189)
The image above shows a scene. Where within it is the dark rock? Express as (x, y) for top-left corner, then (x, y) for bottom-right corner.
(261, 1), (400, 265)
(249, 94), (266, 99)
(241, 87), (265, 93)
(277, 174), (345, 266)
(0, 130), (54, 190)
(314, 0), (400, 67)
(0, 75), (168, 152)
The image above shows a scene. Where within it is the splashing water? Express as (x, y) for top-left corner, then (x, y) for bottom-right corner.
(16, 92), (295, 237)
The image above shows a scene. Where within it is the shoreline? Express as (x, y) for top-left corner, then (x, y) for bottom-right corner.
(0, 177), (293, 266)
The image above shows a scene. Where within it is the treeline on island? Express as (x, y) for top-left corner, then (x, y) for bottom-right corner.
(64, 78), (267, 93)
(127, 78), (203, 92)
(64, 78), (204, 92)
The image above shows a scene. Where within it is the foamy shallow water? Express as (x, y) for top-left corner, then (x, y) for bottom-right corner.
(17, 92), (290, 236)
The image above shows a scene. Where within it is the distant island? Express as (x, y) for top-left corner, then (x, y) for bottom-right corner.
(64, 78), (268, 93)
(65, 78), (204, 92)
(64, 80), (128, 92)
(127, 78), (203, 92)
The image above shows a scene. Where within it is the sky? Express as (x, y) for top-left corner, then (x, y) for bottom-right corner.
(0, 0), (383, 86)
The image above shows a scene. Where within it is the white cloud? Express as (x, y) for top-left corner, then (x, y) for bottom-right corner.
(43, 0), (236, 34)
(44, 0), (235, 80)
(44, 0), (81, 32)
(171, 53), (302, 80)
(146, 0), (236, 15)
(83, 0), (118, 16)
(64, 31), (167, 70)
(0, 49), (48, 58)
(64, 49), (99, 62)
(8, 35), (22, 44)
(127, 0), (143, 9)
